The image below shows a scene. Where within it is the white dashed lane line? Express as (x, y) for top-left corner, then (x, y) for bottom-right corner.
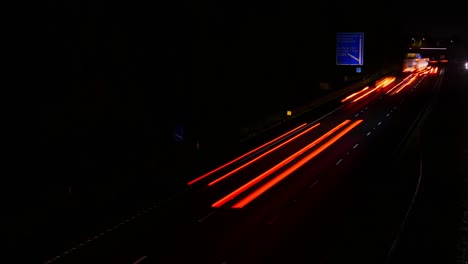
(198, 211), (216, 223)
(132, 255), (148, 264)
(268, 215), (280, 225)
(309, 180), (319, 189)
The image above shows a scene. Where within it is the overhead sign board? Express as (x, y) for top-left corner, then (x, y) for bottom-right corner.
(336, 32), (364, 66)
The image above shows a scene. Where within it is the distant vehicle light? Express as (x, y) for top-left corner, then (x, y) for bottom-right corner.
(465, 62), (468, 70)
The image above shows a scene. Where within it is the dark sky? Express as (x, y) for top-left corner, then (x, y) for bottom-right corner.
(46, 0), (467, 118)
(316, 0), (467, 41)
(390, 2), (467, 41)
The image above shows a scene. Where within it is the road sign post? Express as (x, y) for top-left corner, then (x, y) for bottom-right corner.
(336, 32), (364, 66)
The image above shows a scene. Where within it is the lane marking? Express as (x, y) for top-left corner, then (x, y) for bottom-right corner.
(268, 215), (279, 225)
(133, 256), (148, 264)
(309, 180), (319, 189)
(198, 211), (216, 223)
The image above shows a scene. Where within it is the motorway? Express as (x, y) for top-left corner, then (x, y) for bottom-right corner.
(33, 62), (467, 264)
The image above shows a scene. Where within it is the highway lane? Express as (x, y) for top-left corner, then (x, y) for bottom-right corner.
(385, 60), (468, 264)
(39, 65), (444, 264)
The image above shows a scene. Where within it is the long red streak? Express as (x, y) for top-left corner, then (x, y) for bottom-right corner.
(231, 119), (363, 208)
(187, 123), (308, 186)
(385, 74), (414, 95)
(395, 76), (417, 94)
(208, 123), (321, 186)
(352, 86), (379, 102)
(341, 87), (369, 102)
(211, 120), (350, 208)
(375, 76), (395, 89)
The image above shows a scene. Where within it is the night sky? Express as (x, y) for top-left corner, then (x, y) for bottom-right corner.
(43, 0), (467, 185)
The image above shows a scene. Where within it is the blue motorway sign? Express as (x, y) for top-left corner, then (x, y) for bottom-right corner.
(336, 32), (364, 65)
